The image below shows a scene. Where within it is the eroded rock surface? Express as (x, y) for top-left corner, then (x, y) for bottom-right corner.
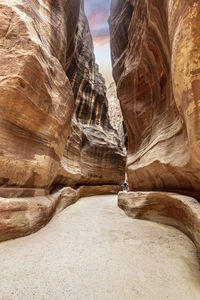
(0, 0), (125, 191)
(54, 5), (125, 187)
(0, 0), (125, 240)
(118, 191), (200, 255)
(107, 82), (127, 150)
(0, 0), (77, 189)
(0, 185), (121, 242)
(110, 0), (200, 197)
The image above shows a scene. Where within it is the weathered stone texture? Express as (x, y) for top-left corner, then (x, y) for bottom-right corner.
(107, 82), (127, 151)
(118, 191), (200, 255)
(0, 0), (80, 188)
(54, 5), (126, 187)
(0, 0), (126, 241)
(0, 185), (121, 242)
(110, 0), (200, 197)
(0, 0), (125, 191)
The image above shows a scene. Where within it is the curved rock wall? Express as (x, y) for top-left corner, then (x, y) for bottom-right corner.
(107, 82), (127, 151)
(118, 191), (200, 255)
(54, 4), (126, 187)
(0, 0), (80, 189)
(0, 0), (125, 193)
(110, 0), (200, 198)
(0, 0), (125, 240)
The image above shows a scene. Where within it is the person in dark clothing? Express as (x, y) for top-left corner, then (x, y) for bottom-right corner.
(121, 182), (128, 192)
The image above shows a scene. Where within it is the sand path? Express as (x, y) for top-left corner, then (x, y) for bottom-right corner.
(0, 195), (200, 299)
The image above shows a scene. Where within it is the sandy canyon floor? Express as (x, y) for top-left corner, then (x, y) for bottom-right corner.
(0, 195), (200, 299)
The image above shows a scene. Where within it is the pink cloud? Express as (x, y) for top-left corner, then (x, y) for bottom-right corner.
(85, 2), (110, 50)
(93, 35), (110, 48)
(88, 9), (108, 30)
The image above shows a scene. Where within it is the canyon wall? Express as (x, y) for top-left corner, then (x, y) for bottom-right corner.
(54, 4), (125, 187)
(0, 0), (79, 191)
(0, 0), (125, 240)
(110, 0), (200, 199)
(107, 82), (127, 151)
(0, 0), (125, 195)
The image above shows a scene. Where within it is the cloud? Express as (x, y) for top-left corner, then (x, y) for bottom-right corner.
(85, 0), (110, 16)
(84, 0), (111, 45)
(84, 0), (113, 86)
(91, 27), (109, 38)
(88, 9), (108, 30)
(93, 35), (110, 48)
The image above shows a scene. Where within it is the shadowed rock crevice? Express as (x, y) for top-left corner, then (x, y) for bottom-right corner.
(54, 3), (126, 187)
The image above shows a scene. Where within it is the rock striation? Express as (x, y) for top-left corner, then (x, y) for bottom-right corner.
(0, 0), (125, 240)
(107, 82), (127, 151)
(110, 0), (200, 198)
(0, 0), (77, 189)
(110, 0), (200, 255)
(54, 4), (126, 187)
(0, 0), (125, 191)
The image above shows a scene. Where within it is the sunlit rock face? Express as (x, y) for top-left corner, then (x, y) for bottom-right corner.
(110, 0), (200, 198)
(0, 0), (125, 191)
(54, 4), (126, 187)
(0, 0), (125, 241)
(0, 0), (80, 189)
(107, 82), (127, 151)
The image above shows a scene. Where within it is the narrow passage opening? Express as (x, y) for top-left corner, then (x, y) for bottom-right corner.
(84, 0), (112, 87)
(84, 0), (128, 152)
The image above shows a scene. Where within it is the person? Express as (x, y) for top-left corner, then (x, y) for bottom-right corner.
(121, 182), (128, 192)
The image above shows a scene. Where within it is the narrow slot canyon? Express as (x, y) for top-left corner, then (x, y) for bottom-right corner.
(0, 0), (200, 299)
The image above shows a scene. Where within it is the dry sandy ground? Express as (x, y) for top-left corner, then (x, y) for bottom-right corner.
(0, 195), (200, 300)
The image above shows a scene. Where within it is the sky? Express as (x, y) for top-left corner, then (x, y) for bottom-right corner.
(84, 0), (113, 87)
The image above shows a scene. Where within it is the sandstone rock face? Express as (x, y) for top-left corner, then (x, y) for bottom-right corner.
(0, 0), (125, 241)
(107, 82), (127, 151)
(110, 0), (200, 198)
(0, 0), (78, 189)
(0, 0), (125, 191)
(118, 191), (200, 254)
(55, 120), (125, 187)
(0, 185), (122, 242)
(54, 5), (126, 187)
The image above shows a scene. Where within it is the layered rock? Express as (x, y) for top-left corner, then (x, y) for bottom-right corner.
(54, 4), (126, 187)
(0, 0), (125, 192)
(0, 0), (125, 240)
(110, 0), (200, 198)
(107, 82), (127, 151)
(0, 0), (79, 189)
